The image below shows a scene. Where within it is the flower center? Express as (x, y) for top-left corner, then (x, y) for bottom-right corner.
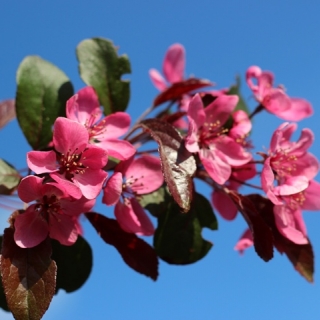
(58, 148), (88, 180)
(199, 120), (228, 147)
(36, 194), (61, 221)
(271, 150), (297, 178)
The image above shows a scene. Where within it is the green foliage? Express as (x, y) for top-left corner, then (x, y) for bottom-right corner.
(76, 37), (131, 115)
(149, 188), (218, 264)
(16, 56), (73, 150)
(0, 159), (21, 195)
(52, 236), (92, 293)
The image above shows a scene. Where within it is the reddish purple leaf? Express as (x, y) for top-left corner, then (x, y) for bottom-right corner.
(0, 227), (56, 320)
(137, 119), (196, 212)
(248, 194), (314, 282)
(0, 99), (15, 129)
(85, 212), (158, 281)
(228, 191), (274, 261)
(153, 78), (213, 107)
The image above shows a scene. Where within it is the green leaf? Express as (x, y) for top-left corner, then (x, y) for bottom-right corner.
(154, 190), (217, 264)
(51, 236), (92, 293)
(0, 159), (21, 195)
(76, 37), (131, 115)
(16, 56), (74, 150)
(1, 228), (56, 320)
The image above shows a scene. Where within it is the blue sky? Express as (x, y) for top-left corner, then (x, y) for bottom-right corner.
(1, 1), (320, 319)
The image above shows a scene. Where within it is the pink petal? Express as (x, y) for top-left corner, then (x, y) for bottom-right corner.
(49, 212), (79, 245)
(163, 43), (185, 83)
(18, 175), (44, 203)
(302, 180), (320, 210)
(50, 173), (83, 199)
(73, 168), (108, 199)
(273, 175), (309, 196)
(205, 94), (239, 126)
(275, 98), (313, 121)
(187, 94), (206, 129)
(27, 150), (57, 174)
(261, 158), (283, 205)
(125, 156), (164, 194)
(234, 229), (253, 254)
(200, 148), (231, 185)
(61, 196), (96, 216)
(214, 136), (251, 166)
(115, 198), (154, 236)
(66, 87), (101, 126)
(14, 207), (49, 248)
(185, 117), (200, 153)
(103, 172), (123, 205)
(149, 69), (167, 91)
(97, 139), (136, 161)
(53, 117), (88, 154)
(229, 110), (252, 138)
(96, 112), (131, 139)
(273, 206), (308, 244)
(263, 88), (291, 115)
(82, 145), (108, 168)
(211, 190), (238, 220)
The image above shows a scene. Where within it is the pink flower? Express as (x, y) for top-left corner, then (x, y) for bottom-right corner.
(102, 155), (164, 235)
(234, 229), (253, 254)
(246, 66), (313, 121)
(27, 117), (108, 200)
(14, 175), (95, 248)
(149, 43), (185, 91)
(273, 180), (320, 244)
(185, 94), (252, 185)
(261, 122), (318, 205)
(66, 87), (136, 161)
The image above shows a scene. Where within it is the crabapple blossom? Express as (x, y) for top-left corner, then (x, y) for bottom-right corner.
(103, 155), (164, 235)
(27, 117), (108, 200)
(273, 179), (320, 244)
(246, 66), (313, 121)
(149, 43), (185, 91)
(261, 122), (319, 205)
(66, 86), (136, 160)
(234, 229), (253, 254)
(14, 175), (95, 248)
(185, 93), (252, 185)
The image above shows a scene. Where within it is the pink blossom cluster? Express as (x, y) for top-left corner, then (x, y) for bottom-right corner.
(14, 87), (164, 248)
(149, 44), (319, 253)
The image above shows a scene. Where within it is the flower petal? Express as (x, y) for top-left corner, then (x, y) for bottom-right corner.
(149, 69), (167, 91)
(163, 43), (185, 83)
(53, 117), (88, 154)
(114, 198), (154, 236)
(49, 213), (79, 246)
(27, 150), (57, 174)
(14, 206), (48, 248)
(103, 172), (123, 206)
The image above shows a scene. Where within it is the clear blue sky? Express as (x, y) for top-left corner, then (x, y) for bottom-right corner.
(1, 1), (320, 319)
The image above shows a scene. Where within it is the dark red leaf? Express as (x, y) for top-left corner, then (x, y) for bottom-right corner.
(0, 228), (56, 320)
(228, 191), (274, 262)
(153, 78), (213, 107)
(248, 194), (314, 282)
(85, 212), (158, 281)
(0, 99), (15, 129)
(137, 119), (196, 212)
